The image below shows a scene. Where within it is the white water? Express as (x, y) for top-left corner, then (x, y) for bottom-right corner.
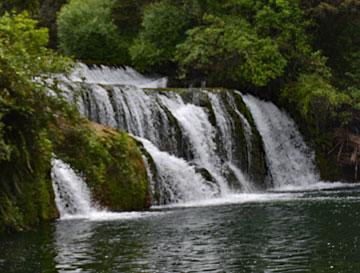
(111, 86), (171, 147)
(243, 94), (320, 188)
(227, 162), (255, 193)
(159, 94), (230, 194)
(70, 63), (167, 88)
(51, 158), (166, 221)
(51, 155), (357, 216)
(51, 158), (97, 218)
(58, 65), (357, 210)
(137, 138), (218, 204)
(208, 92), (254, 192)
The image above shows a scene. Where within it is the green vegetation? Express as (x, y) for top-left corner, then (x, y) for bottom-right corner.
(0, 12), (150, 233)
(57, 0), (152, 64)
(130, 0), (311, 87)
(57, 0), (125, 64)
(55, 121), (150, 211)
(175, 15), (286, 86)
(1, 0), (360, 232)
(0, 0), (41, 16)
(0, 12), (71, 232)
(130, 1), (192, 73)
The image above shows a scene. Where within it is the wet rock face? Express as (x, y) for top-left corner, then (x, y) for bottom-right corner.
(335, 128), (360, 182)
(72, 83), (270, 201)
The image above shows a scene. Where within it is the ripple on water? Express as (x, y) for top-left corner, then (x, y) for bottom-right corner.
(1, 189), (360, 272)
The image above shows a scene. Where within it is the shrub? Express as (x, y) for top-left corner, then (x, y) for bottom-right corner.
(57, 0), (126, 64)
(130, 1), (192, 72)
(175, 15), (287, 86)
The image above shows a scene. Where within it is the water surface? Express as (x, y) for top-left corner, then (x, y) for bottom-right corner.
(1, 188), (360, 273)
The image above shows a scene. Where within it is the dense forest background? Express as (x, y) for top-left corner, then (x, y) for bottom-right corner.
(0, 0), (359, 231)
(55, 0), (360, 178)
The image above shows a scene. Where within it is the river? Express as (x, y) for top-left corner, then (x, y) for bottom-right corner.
(1, 187), (360, 273)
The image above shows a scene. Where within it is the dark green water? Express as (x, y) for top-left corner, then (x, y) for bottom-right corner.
(1, 189), (360, 273)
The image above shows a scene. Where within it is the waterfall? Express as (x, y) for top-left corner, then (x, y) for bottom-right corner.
(243, 94), (319, 188)
(71, 83), (257, 202)
(70, 63), (167, 88)
(207, 92), (255, 192)
(51, 158), (169, 220)
(60, 64), (324, 205)
(159, 94), (229, 194)
(137, 137), (218, 204)
(51, 158), (98, 218)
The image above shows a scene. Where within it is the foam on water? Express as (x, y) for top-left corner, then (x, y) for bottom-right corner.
(271, 181), (360, 192)
(51, 158), (166, 221)
(152, 192), (305, 209)
(60, 211), (168, 222)
(70, 63), (167, 88)
(137, 137), (218, 204)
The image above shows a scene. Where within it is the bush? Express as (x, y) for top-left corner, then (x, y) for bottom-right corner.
(0, 12), (70, 232)
(57, 0), (126, 64)
(175, 15), (287, 86)
(281, 73), (352, 132)
(130, 1), (192, 72)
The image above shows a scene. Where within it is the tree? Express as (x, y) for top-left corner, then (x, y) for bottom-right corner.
(111, 0), (152, 37)
(175, 15), (287, 86)
(0, 12), (70, 231)
(130, 1), (192, 73)
(302, 0), (360, 88)
(0, 0), (40, 16)
(57, 0), (126, 64)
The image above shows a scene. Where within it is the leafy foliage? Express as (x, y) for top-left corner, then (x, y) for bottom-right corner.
(129, 0), (311, 86)
(0, 11), (150, 232)
(57, 0), (126, 64)
(282, 73), (352, 131)
(0, 0), (40, 16)
(175, 15), (287, 86)
(111, 0), (152, 37)
(302, 0), (360, 88)
(130, 1), (192, 72)
(0, 12), (71, 232)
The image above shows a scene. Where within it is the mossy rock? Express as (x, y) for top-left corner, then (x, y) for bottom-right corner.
(232, 92), (269, 188)
(54, 120), (151, 211)
(0, 131), (58, 233)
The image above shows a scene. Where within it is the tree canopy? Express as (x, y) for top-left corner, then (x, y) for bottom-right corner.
(57, 0), (125, 64)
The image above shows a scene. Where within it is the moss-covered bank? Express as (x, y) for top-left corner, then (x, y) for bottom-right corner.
(0, 118), (150, 234)
(0, 131), (58, 233)
(55, 120), (150, 211)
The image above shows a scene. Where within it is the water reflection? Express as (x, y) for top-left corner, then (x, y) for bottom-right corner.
(2, 191), (360, 272)
(54, 220), (96, 272)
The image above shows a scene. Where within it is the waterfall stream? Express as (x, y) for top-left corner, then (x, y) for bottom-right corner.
(243, 94), (319, 189)
(55, 65), (322, 208)
(51, 158), (98, 218)
(51, 157), (167, 220)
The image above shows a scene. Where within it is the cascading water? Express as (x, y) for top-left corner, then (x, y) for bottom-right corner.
(137, 137), (218, 204)
(207, 92), (254, 192)
(51, 158), (98, 218)
(70, 63), (167, 88)
(51, 157), (165, 220)
(158, 94), (229, 194)
(60, 64), (324, 205)
(243, 94), (319, 188)
(71, 84), (259, 202)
